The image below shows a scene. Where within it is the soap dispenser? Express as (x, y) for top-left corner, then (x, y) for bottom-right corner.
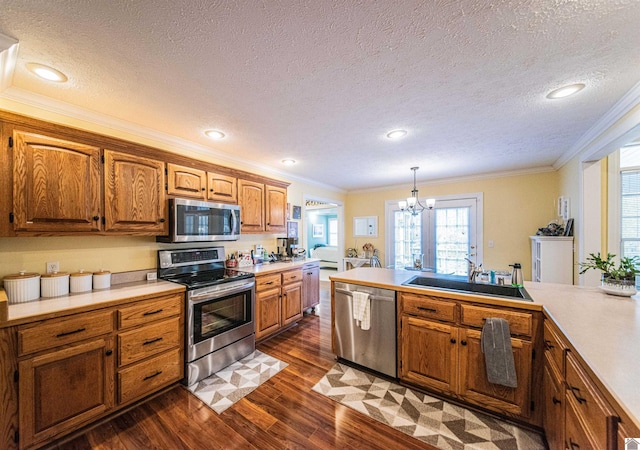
(510, 263), (524, 287)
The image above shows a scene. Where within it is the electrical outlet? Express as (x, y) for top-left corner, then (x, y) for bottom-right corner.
(46, 261), (60, 273)
(146, 272), (157, 281)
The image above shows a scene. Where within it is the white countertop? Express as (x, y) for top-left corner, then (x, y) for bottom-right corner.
(330, 267), (640, 427)
(1, 280), (185, 327)
(237, 257), (320, 275)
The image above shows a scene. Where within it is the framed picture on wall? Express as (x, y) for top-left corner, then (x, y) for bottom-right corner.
(287, 221), (298, 238)
(312, 224), (324, 238)
(292, 205), (301, 220)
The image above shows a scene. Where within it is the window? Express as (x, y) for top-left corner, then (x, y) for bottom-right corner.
(328, 218), (338, 246)
(386, 194), (482, 275)
(620, 145), (640, 259)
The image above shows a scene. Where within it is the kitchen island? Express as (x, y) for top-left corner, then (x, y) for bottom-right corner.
(331, 267), (640, 448)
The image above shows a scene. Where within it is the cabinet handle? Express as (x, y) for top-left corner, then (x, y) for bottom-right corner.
(569, 386), (587, 404)
(544, 339), (554, 350)
(417, 306), (437, 313)
(143, 337), (163, 346)
(159, 218), (166, 223)
(552, 396), (561, 405)
(290, 276), (297, 279)
(210, 188), (214, 192)
(143, 308), (164, 316)
(450, 338), (456, 344)
(143, 370), (163, 381)
(93, 215), (100, 221)
(460, 340), (467, 346)
(105, 349), (113, 356)
(56, 327), (86, 338)
(201, 187), (206, 191)
(265, 281), (274, 285)
(568, 438), (580, 449)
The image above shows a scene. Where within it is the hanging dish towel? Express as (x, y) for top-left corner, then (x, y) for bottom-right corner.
(481, 318), (518, 388)
(352, 291), (371, 330)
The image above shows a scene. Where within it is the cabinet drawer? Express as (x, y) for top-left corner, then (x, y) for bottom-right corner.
(256, 273), (281, 291)
(544, 320), (567, 375)
(118, 317), (181, 366)
(282, 269), (303, 284)
(401, 293), (456, 323)
(460, 304), (532, 337)
(565, 394), (599, 450)
(118, 348), (182, 404)
(18, 309), (114, 356)
(565, 352), (616, 449)
(117, 293), (182, 329)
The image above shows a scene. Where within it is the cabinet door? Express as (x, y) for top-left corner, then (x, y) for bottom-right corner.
(256, 287), (281, 340)
(458, 328), (532, 418)
(207, 172), (237, 203)
(565, 395), (599, 450)
(400, 315), (458, 393)
(103, 150), (167, 233)
(302, 265), (320, 310)
(12, 130), (101, 232)
(265, 184), (287, 233)
(281, 281), (303, 326)
(238, 179), (264, 232)
(167, 163), (206, 199)
(543, 360), (565, 450)
(19, 337), (115, 449)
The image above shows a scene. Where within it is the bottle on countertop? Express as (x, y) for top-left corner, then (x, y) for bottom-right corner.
(510, 263), (524, 287)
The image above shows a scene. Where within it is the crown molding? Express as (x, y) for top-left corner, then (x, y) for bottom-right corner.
(554, 80), (640, 168)
(349, 165), (556, 195)
(0, 86), (345, 193)
(0, 33), (18, 92)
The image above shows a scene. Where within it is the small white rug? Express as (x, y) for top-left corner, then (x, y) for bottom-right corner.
(186, 350), (287, 414)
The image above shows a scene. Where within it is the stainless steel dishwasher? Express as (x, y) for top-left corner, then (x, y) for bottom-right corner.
(334, 282), (397, 378)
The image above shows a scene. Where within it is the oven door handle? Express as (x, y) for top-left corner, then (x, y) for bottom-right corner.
(189, 281), (255, 303)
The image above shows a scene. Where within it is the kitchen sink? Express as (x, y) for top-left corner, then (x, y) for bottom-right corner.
(402, 275), (532, 301)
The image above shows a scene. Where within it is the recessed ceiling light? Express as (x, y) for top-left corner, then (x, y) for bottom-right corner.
(281, 159), (296, 166)
(26, 63), (67, 82)
(386, 129), (407, 139)
(204, 130), (226, 140)
(546, 83), (585, 99)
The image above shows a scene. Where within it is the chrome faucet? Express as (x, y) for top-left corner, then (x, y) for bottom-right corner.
(464, 258), (482, 283)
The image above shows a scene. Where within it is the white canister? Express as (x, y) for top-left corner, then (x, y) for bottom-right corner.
(93, 270), (111, 290)
(70, 270), (93, 293)
(3, 271), (41, 304)
(40, 272), (70, 298)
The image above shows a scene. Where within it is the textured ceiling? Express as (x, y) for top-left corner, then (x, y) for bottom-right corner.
(1, 0), (640, 191)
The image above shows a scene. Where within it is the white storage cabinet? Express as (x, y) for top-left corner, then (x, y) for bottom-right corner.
(530, 236), (574, 284)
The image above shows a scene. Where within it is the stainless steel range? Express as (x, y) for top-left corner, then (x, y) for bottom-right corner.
(157, 247), (255, 386)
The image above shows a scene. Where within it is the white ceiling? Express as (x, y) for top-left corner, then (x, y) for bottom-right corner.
(1, 1), (640, 191)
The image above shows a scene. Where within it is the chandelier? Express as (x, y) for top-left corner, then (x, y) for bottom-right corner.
(398, 167), (435, 215)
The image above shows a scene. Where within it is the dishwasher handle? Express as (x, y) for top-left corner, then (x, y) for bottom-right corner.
(335, 287), (395, 302)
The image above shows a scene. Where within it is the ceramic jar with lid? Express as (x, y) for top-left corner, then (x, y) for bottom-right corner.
(41, 272), (70, 297)
(70, 270), (93, 293)
(3, 271), (41, 304)
(93, 270), (111, 290)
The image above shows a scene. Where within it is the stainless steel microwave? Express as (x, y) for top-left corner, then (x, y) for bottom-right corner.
(157, 198), (240, 242)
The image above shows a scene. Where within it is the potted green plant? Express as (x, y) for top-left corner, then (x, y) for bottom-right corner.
(578, 252), (639, 296)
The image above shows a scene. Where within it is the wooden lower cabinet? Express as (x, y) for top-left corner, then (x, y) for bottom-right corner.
(9, 290), (184, 449)
(302, 262), (320, 311)
(458, 328), (532, 417)
(398, 293), (538, 422)
(18, 337), (115, 449)
(543, 358), (565, 450)
(255, 267), (307, 341)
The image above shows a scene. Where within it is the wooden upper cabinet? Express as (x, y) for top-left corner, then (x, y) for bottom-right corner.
(265, 184), (287, 233)
(103, 150), (167, 234)
(167, 163), (206, 199)
(207, 172), (237, 203)
(238, 179), (265, 233)
(12, 130), (102, 232)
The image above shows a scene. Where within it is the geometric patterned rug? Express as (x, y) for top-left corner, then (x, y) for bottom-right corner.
(185, 350), (287, 414)
(312, 363), (545, 450)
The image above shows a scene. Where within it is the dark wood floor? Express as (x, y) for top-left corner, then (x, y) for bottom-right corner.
(57, 282), (438, 450)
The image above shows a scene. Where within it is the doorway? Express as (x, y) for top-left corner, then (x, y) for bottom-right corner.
(303, 196), (344, 278)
